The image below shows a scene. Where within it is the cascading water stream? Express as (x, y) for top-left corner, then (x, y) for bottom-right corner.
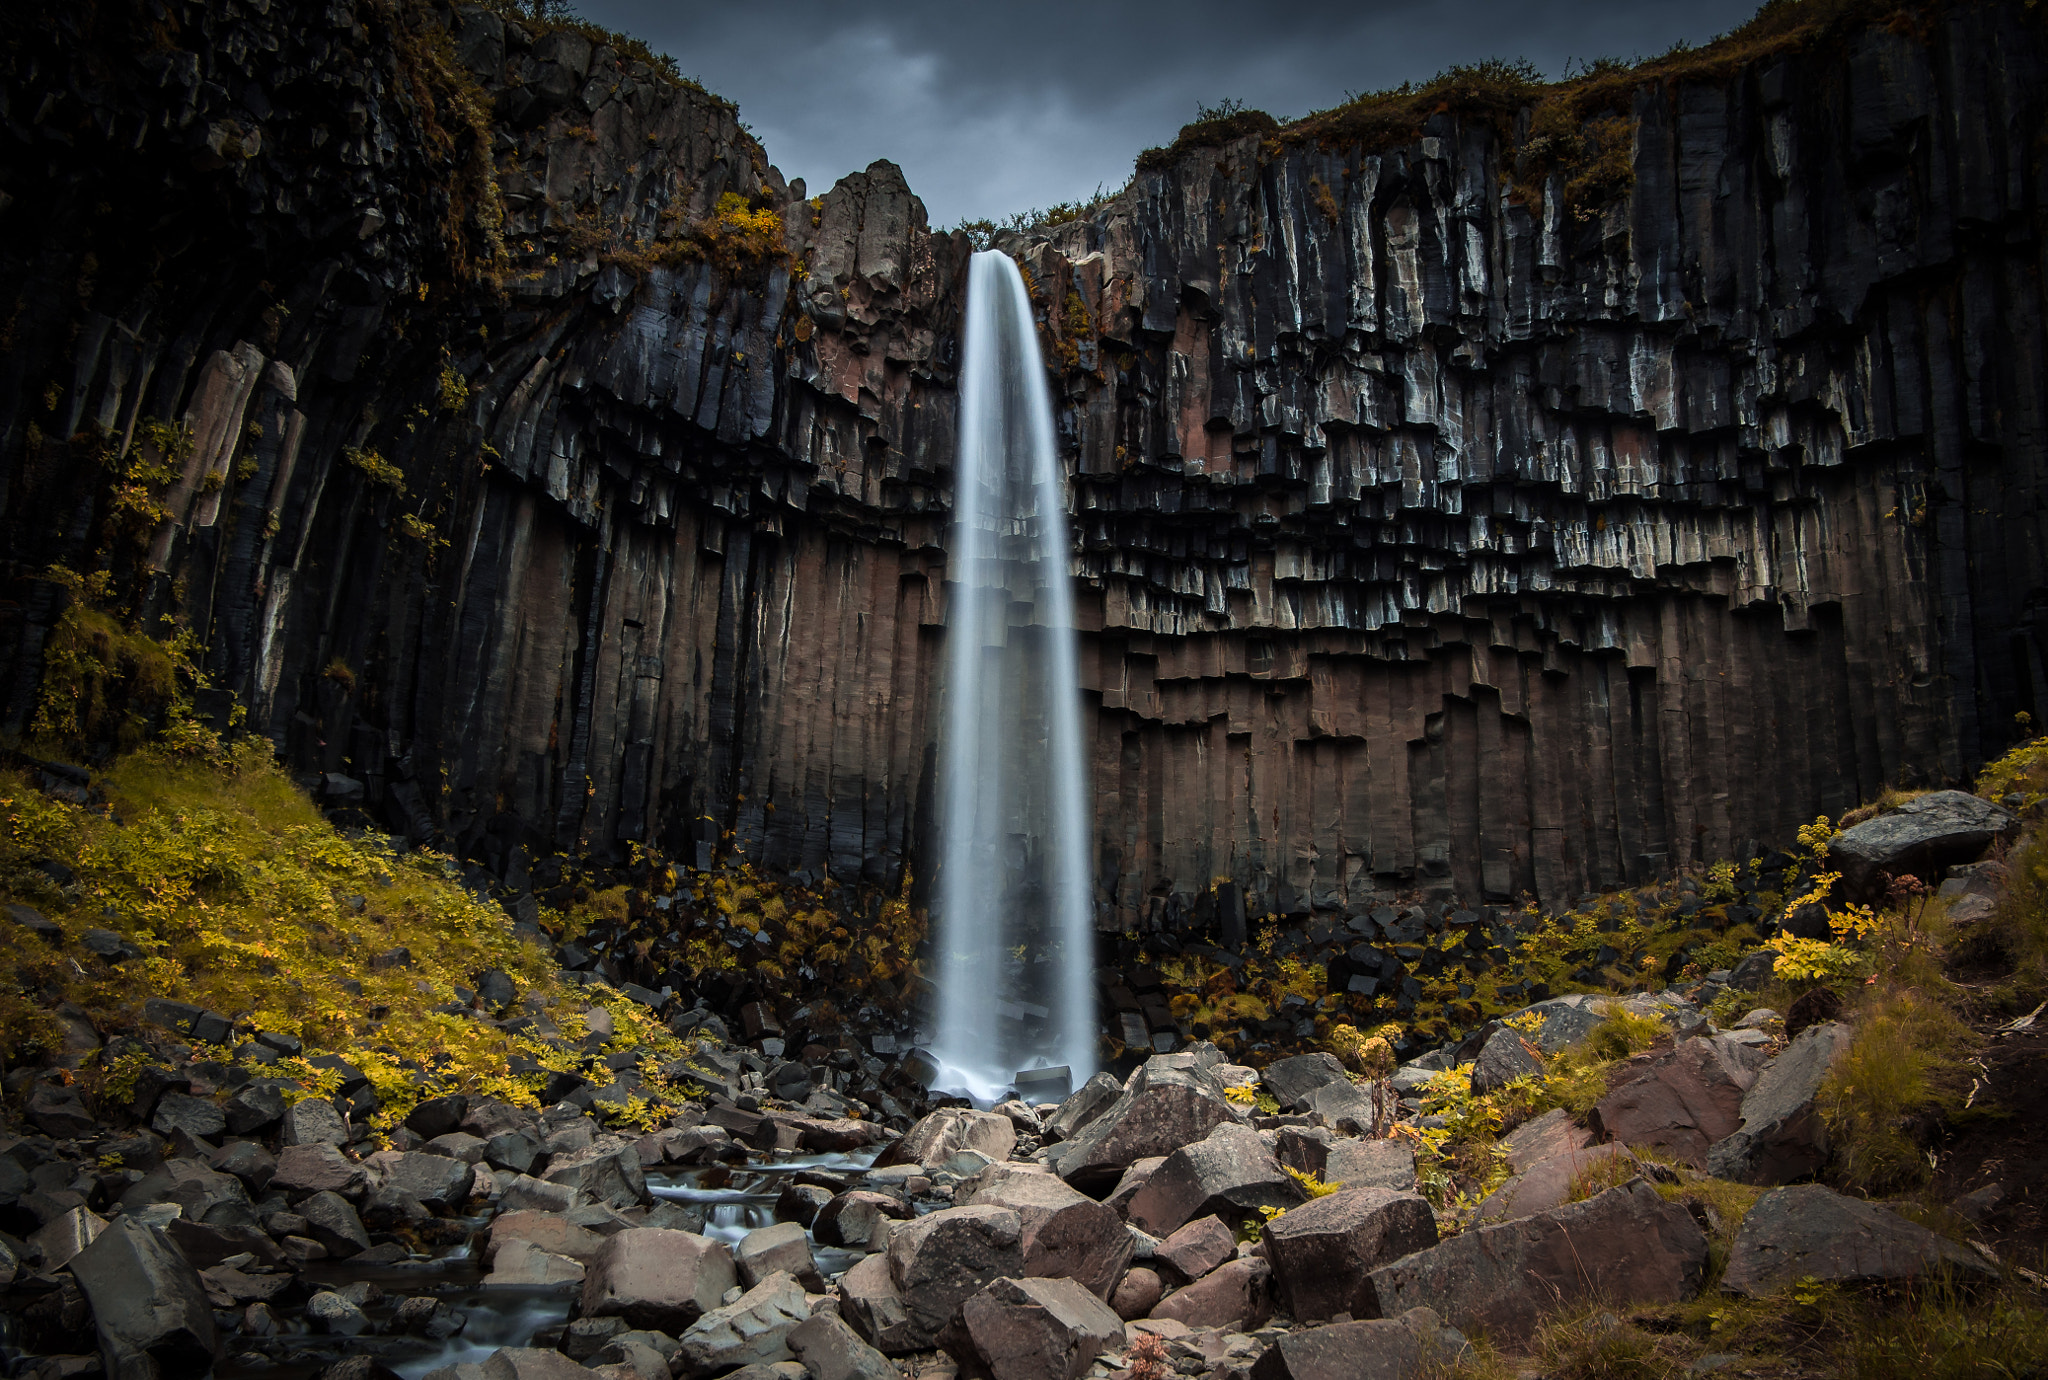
(927, 250), (1097, 1106)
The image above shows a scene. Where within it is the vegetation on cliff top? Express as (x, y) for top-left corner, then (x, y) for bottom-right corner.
(1133, 0), (2030, 219)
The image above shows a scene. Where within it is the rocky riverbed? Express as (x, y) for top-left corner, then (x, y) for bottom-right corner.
(3, 941), (2036, 1380)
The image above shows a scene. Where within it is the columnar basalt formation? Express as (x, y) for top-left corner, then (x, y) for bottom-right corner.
(0, 1), (2044, 925)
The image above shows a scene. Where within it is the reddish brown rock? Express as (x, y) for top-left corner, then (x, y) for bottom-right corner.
(1126, 1124), (1301, 1237)
(875, 1109), (1017, 1172)
(1261, 1187), (1439, 1322)
(1591, 1035), (1766, 1166)
(1152, 1216), (1236, 1285)
(952, 1276), (1124, 1380)
(814, 1191), (910, 1251)
(1471, 1144), (1638, 1225)
(1707, 1024), (1851, 1185)
(1362, 1181), (1707, 1344)
(884, 1205), (1025, 1349)
(1052, 1060), (1237, 1194)
(1498, 1109), (1593, 1175)
(1149, 1258), (1271, 1330)
(1109, 1267), (1163, 1322)
(580, 1228), (737, 1333)
(839, 1254), (917, 1355)
(965, 1170), (1131, 1297)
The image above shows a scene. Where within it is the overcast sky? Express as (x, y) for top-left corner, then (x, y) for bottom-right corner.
(577, 0), (1769, 228)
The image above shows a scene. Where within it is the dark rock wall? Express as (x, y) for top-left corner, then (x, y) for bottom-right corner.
(1, 0), (2043, 925)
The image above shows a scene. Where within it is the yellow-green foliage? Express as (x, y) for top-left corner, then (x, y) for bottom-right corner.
(437, 365), (471, 412)
(1977, 732), (2048, 808)
(0, 743), (676, 1123)
(346, 447), (407, 493)
(680, 194), (788, 274)
(1585, 1001), (1666, 1061)
(29, 567), (218, 754)
(1821, 986), (1975, 1195)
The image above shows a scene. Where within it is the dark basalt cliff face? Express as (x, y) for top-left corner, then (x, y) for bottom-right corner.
(1, 0), (2044, 926)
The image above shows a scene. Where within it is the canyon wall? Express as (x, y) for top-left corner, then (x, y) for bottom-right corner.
(1, 0), (2044, 926)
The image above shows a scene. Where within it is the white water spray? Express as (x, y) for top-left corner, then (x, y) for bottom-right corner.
(928, 251), (1097, 1105)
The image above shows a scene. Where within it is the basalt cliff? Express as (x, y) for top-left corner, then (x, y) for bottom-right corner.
(1, 0), (2044, 929)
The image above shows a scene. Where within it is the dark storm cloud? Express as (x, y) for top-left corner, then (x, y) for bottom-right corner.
(575, 0), (1767, 226)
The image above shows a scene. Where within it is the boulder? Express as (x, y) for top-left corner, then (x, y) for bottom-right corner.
(1471, 1143), (1637, 1225)
(1261, 1187), (1439, 1321)
(788, 1312), (901, 1380)
(282, 1098), (351, 1147)
(1831, 791), (2017, 901)
(164, 1218), (282, 1271)
(299, 1191), (371, 1257)
(1153, 1215), (1237, 1285)
(68, 1218), (218, 1380)
(1322, 1138), (1417, 1192)
(1109, 1267), (1163, 1321)
(30, 1207), (107, 1271)
(1502, 995), (1610, 1053)
(1298, 1079), (1392, 1137)
(1498, 1108), (1592, 1174)
(735, 1221), (824, 1293)
(406, 1095), (471, 1140)
(273, 1143), (366, 1198)
(1126, 1123), (1297, 1238)
(1361, 1180), (1707, 1344)
(485, 1131), (542, 1175)
(1249, 1309), (1468, 1380)
(481, 1348), (594, 1380)
(1706, 1023), (1850, 1185)
(121, 1160), (250, 1222)
(307, 1290), (371, 1336)
(1104, 1158), (1164, 1218)
(884, 1205), (1025, 1350)
(964, 1170), (1130, 1298)
(545, 1143), (650, 1210)
(26, 1083), (97, 1140)
(838, 1254), (917, 1354)
(675, 1270), (810, 1378)
(151, 1092), (226, 1143)
(488, 1209), (609, 1263)
(488, 1240), (588, 1285)
(142, 1000), (232, 1046)
(1051, 1058), (1237, 1193)
(1468, 1028), (1543, 1094)
(1040, 1073), (1123, 1145)
(874, 1109), (1016, 1172)
(582, 1229), (736, 1334)
(813, 1191), (909, 1252)
(952, 1276), (1123, 1380)
(368, 1150), (475, 1212)
(224, 1081), (290, 1136)
(1258, 1054), (1350, 1112)
(1721, 1184), (1999, 1296)
(1150, 1257), (1271, 1330)
(1591, 1034), (1767, 1167)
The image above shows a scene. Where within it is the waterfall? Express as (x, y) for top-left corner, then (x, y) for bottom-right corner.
(927, 250), (1097, 1106)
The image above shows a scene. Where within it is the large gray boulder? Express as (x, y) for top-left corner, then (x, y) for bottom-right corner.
(1322, 1138), (1417, 1192)
(1361, 1180), (1707, 1344)
(951, 1276), (1123, 1380)
(1261, 1187), (1439, 1321)
(1051, 1057), (1237, 1193)
(544, 1142), (650, 1209)
(1468, 1027), (1542, 1093)
(1471, 1144), (1637, 1225)
(1125, 1123), (1302, 1237)
(1707, 1023), (1851, 1185)
(68, 1218), (219, 1380)
(1831, 791), (2017, 901)
(1258, 1054), (1350, 1111)
(1039, 1073), (1123, 1145)
(874, 1109), (1015, 1171)
(674, 1270), (811, 1378)
(963, 1170), (1130, 1298)
(581, 1228), (737, 1333)
(884, 1205), (1025, 1350)
(1722, 1184), (1999, 1296)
